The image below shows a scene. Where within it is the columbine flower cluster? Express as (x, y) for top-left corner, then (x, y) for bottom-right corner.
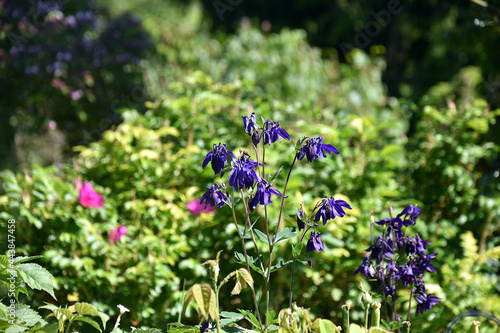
(200, 112), (350, 262)
(200, 114), (292, 211)
(354, 204), (440, 317)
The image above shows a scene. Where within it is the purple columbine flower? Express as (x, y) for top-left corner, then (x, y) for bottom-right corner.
(228, 153), (260, 191)
(202, 143), (236, 176)
(200, 183), (227, 208)
(399, 263), (417, 287)
(314, 196), (352, 225)
(415, 252), (438, 274)
(397, 204), (421, 226)
(248, 179), (287, 212)
(365, 236), (394, 264)
(306, 231), (325, 253)
(297, 137), (340, 163)
(415, 293), (440, 316)
(354, 254), (374, 279)
(260, 120), (290, 145)
(243, 112), (261, 145)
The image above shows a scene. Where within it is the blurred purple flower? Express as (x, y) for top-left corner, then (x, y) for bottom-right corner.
(228, 153), (260, 191)
(202, 143), (236, 176)
(260, 120), (290, 145)
(297, 137), (339, 163)
(200, 184), (226, 209)
(70, 90), (83, 101)
(243, 112), (260, 145)
(306, 231), (325, 253)
(314, 196), (352, 225)
(415, 293), (440, 316)
(248, 179), (286, 212)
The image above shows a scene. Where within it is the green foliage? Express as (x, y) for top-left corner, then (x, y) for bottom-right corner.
(40, 302), (109, 333)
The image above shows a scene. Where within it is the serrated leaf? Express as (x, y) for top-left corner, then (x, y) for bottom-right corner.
(73, 316), (102, 332)
(73, 302), (100, 317)
(13, 256), (43, 265)
(15, 263), (56, 300)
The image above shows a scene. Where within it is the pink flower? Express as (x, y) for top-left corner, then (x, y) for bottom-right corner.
(187, 200), (215, 216)
(109, 225), (128, 243)
(79, 182), (103, 208)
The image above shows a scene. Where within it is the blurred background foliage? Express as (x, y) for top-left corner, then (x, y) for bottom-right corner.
(0, 0), (499, 332)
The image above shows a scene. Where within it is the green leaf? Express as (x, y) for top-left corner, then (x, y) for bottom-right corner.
(234, 252), (264, 275)
(292, 243), (304, 258)
(73, 316), (102, 332)
(254, 229), (270, 244)
(191, 283), (217, 321)
(246, 312), (261, 330)
(312, 319), (340, 333)
(13, 256), (43, 265)
(265, 310), (278, 327)
(15, 263), (56, 300)
(191, 284), (208, 320)
(73, 302), (100, 317)
(269, 166), (284, 182)
(237, 268), (254, 291)
(220, 311), (245, 326)
(168, 322), (198, 333)
(26, 323), (58, 333)
(274, 227), (297, 244)
(183, 286), (194, 315)
(236, 225), (251, 240)
(348, 324), (367, 333)
(270, 260), (293, 273)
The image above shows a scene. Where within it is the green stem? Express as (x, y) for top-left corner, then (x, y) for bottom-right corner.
(364, 304), (370, 329)
(371, 302), (381, 328)
(64, 317), (75, 333)
(215, 288), (221, 333)
(239, 189), (266, 273)
(289, 258), (297, 312)
(407, 289), (413, 322)
(231, 194), (262, 326)
(272, 155), (297, 244)
(342, 305), (350, 333)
